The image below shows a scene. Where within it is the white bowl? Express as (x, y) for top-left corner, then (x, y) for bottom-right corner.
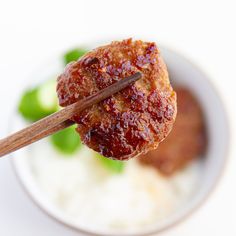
(11, 43), (230, 236)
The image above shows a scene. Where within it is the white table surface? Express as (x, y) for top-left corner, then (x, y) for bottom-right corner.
(0, 0), (236, 235)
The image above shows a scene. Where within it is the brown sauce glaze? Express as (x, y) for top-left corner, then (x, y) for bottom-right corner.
(57, 39), (176, 160)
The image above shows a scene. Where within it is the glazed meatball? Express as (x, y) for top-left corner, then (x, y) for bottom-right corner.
(139, 87), (206, 175)
(57, 39), (176, 160)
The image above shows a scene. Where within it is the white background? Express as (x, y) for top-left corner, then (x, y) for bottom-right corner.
(0, 0), (236, 235)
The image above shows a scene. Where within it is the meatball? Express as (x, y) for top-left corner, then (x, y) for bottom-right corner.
(57, 39), (176, 160)
(139, 87), (206, 175)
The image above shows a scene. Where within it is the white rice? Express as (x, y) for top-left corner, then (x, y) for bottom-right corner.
(28, 139), (201, 234)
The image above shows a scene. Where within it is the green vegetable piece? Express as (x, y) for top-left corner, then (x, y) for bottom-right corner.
(64, 48), (88, 65)
(95, 153), (125, 173)
(18, 80), (59, 122)
(37, 80), (59, 112)
(51, 125), (81, 155)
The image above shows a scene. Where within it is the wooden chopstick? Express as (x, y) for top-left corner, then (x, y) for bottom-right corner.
(0, 72), (142, 158)
(4, 120), (75, 156)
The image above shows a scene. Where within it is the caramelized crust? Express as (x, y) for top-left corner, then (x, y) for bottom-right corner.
(139, 87), (206, 174)
(57, 39), (176, 160)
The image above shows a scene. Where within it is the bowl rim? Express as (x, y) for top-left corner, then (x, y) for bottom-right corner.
(10, 42), (231, 236)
